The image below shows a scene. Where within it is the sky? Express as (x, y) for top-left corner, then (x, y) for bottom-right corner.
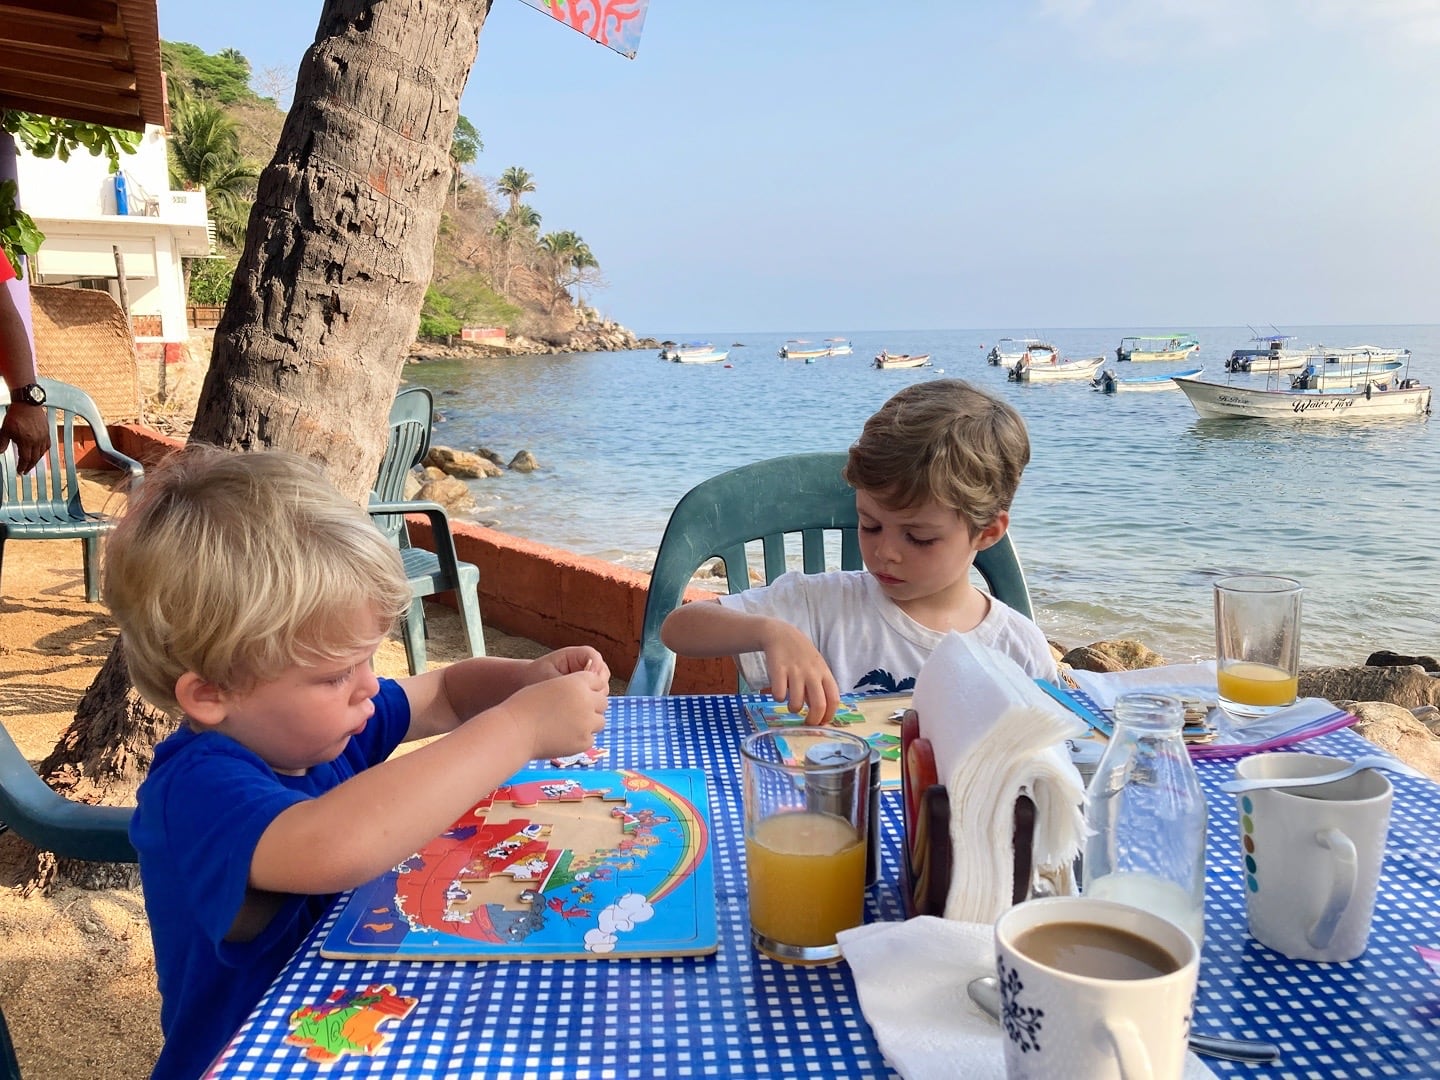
(154, 1), (1440, 335)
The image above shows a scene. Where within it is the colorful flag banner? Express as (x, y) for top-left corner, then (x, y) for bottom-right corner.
(514, 0), (649, 59)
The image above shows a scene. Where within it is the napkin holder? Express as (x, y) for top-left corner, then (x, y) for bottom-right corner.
(899, 709), (1035, 918)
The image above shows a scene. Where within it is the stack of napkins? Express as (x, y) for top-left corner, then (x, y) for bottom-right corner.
(910, 632), (1087, 922)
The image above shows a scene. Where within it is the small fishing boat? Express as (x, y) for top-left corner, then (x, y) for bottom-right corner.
(1174, 373), (1432, 421)
(1226, 331), (1311, 373)
(986, 338), (1055, 366)
(1008, 353), (1105, 382)
(822, 337), (853, 356)
(778, 339), (826, 359)
(1290, 359), (1405, 391)
(1115, 335), (1201, 363)
(1092, 366), (1203, 393)
(874, 351), (932, 369)
(661, 341), (729, 363)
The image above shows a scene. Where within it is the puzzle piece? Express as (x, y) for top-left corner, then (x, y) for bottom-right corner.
(550, 746), (610, 768)
(285, 984), (417, 1063)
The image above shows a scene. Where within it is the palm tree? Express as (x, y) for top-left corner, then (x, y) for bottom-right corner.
(511, 204), (541, 233)
(449, 115), (481, 208)
(496, 166), (535, 214)
(167, 93), (258, 248)
(539, 230), (600, 313)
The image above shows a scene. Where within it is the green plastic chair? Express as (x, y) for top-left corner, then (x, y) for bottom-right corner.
(368, 386), (485, 674)
(626, 451), (1033, 697)
(0, 720), (136, 863)
(0, 377), (144, 602)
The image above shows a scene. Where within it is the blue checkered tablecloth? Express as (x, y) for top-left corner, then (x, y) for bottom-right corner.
(206, 697), (1440, 1079)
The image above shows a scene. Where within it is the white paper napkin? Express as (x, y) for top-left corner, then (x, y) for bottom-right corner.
(911, 633), (1087, 920)
(839, 917), (1218, 1080)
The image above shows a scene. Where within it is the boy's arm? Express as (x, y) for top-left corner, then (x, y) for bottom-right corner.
(661, 600), (842, 724)
(249, 667), (609, 895)
(399, 647), (610, 742)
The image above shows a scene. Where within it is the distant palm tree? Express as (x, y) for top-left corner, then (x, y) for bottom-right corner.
(539, 230), (600, 313)
(511, 204), (542, 233)
(450, 115), (482, 207)
(497, 166), (535, 214)
(167, 93), (258, 248)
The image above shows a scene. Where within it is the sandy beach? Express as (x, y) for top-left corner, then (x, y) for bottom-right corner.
(0, 466), (616, 1079)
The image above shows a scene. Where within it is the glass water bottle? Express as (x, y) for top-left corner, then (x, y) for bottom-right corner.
(1082, 692), (1207, 946)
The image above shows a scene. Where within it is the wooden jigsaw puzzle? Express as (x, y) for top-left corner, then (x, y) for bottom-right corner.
(743, 692), (908, 789)
(321, 769), (716, 961)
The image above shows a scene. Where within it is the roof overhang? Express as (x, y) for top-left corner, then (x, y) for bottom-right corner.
(0, 0), (166, 132)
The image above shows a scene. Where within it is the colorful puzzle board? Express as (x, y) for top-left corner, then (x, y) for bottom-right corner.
(743, 692), (908, 789)
(320, 768), (716, 961)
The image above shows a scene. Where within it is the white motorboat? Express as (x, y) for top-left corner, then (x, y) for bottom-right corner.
(1290, 359), (1405, 391)
(1092, 366), (1203, 393)
(1174, 373), (1432, 421)
(1225, 332), (1311, 373)
(987, 338), (1055, 366)
(1009, 353), (1105, 382)
(874, 351), (932, 369)
(661, 342), (729, 363)
(1115, 334), (1200, 363)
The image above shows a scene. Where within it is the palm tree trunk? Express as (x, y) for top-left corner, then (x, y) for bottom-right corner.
(21, 0), (495, 893)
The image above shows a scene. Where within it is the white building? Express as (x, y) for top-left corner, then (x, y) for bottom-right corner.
(15, 123), (213, 350)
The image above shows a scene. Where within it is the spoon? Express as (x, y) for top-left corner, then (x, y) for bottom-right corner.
(1219, 755), (1422, 795)
(966, 975), (1281, 1065)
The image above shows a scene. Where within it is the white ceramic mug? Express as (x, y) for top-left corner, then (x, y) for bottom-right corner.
(1233, 752), (1392, 961)
(994, 896), (1198, 1080)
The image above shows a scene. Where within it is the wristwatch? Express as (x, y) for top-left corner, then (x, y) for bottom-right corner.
(9, 383), (45, 406)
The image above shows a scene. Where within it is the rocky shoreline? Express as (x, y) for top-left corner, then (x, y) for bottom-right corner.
(407, 315), (659, 362)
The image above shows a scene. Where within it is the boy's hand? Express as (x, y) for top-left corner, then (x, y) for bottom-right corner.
(759, 620), (842, 726)
(506, 667), (609, 761)
(524, 646), (611, 687)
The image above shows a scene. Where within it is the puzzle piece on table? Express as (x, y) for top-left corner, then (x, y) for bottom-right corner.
(285, 984), (417, 1063)
(550, 745), (610, 768)
(746, 699), (867, 727)
(866, 732), (902, 761)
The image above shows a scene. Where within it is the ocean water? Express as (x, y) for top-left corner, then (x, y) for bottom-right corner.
(406, 325), (1439, 667)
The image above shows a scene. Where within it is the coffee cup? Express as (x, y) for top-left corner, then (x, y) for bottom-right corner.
(1233, 752), (1392, 961)
(994, 896), (1198, 1080)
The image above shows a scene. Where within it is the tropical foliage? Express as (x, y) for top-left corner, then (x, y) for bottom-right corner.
(161, 42), (257, 104)
(0, 112), (141, 273)
(166, 92), (259, 249)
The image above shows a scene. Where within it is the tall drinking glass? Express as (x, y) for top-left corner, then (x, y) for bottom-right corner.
(741, 727), (871, 964)
(1214, 574), (1302, 720)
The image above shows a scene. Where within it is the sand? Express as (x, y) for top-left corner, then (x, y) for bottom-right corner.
(0, 465), (619, 1079)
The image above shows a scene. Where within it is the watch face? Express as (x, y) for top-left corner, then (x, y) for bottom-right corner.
(13, 383), (45, 406)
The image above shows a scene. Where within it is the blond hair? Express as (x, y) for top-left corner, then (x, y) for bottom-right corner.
(843, 378), (1031, 535)
(104, 445), (411, 714)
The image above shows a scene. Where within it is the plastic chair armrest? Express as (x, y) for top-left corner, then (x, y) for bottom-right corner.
(626, 647), (676, 698)
(367, 500), (467, 583)
(0, 724), (136, 862)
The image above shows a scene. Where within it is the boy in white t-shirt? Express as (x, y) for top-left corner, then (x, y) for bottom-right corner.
(660, 378), (1055, 723)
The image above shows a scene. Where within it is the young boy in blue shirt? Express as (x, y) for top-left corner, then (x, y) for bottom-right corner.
(661, 378), (1055, 724)
(105, 446), (610, 1080)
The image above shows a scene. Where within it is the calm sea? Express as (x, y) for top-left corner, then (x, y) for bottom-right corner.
(406, 325), (1439, 667)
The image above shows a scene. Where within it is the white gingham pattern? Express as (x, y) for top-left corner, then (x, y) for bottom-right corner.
(205, 700), (1440, 1078)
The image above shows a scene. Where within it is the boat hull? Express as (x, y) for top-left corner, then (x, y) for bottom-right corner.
(1093, 366), (1202, 393)
(874, 353), (931, 369)
(1292, 360), (1405, 390)
(1225, 350), (1310, 373)
(1012, 356), (1106, 382)
(671, 350), (729, 364)
(1175, 377), (1432, 420)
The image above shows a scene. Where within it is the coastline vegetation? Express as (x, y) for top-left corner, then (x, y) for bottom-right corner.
(162, 42), (605, 347)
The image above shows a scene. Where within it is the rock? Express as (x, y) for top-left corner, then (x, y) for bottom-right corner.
(1347, 702), (1440, 781)
(508, 450), (539, 473)
(475, 447), (505, 467)
(416, 475), (477, 516)
(1299, 666), (1440, 712)
(1062, 640), (1167, 674)
(421, 465), (446, 482)
(425, 446), (503, 479)
(403, 471), (422, 500)
(1367, 650), (1440, 673)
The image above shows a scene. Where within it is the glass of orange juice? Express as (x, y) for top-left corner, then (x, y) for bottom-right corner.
(1214, 574), (1302, 720)
(741, 727), (871, 964)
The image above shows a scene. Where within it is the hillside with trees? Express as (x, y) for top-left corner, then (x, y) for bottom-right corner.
(162, 42), (636, 351)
